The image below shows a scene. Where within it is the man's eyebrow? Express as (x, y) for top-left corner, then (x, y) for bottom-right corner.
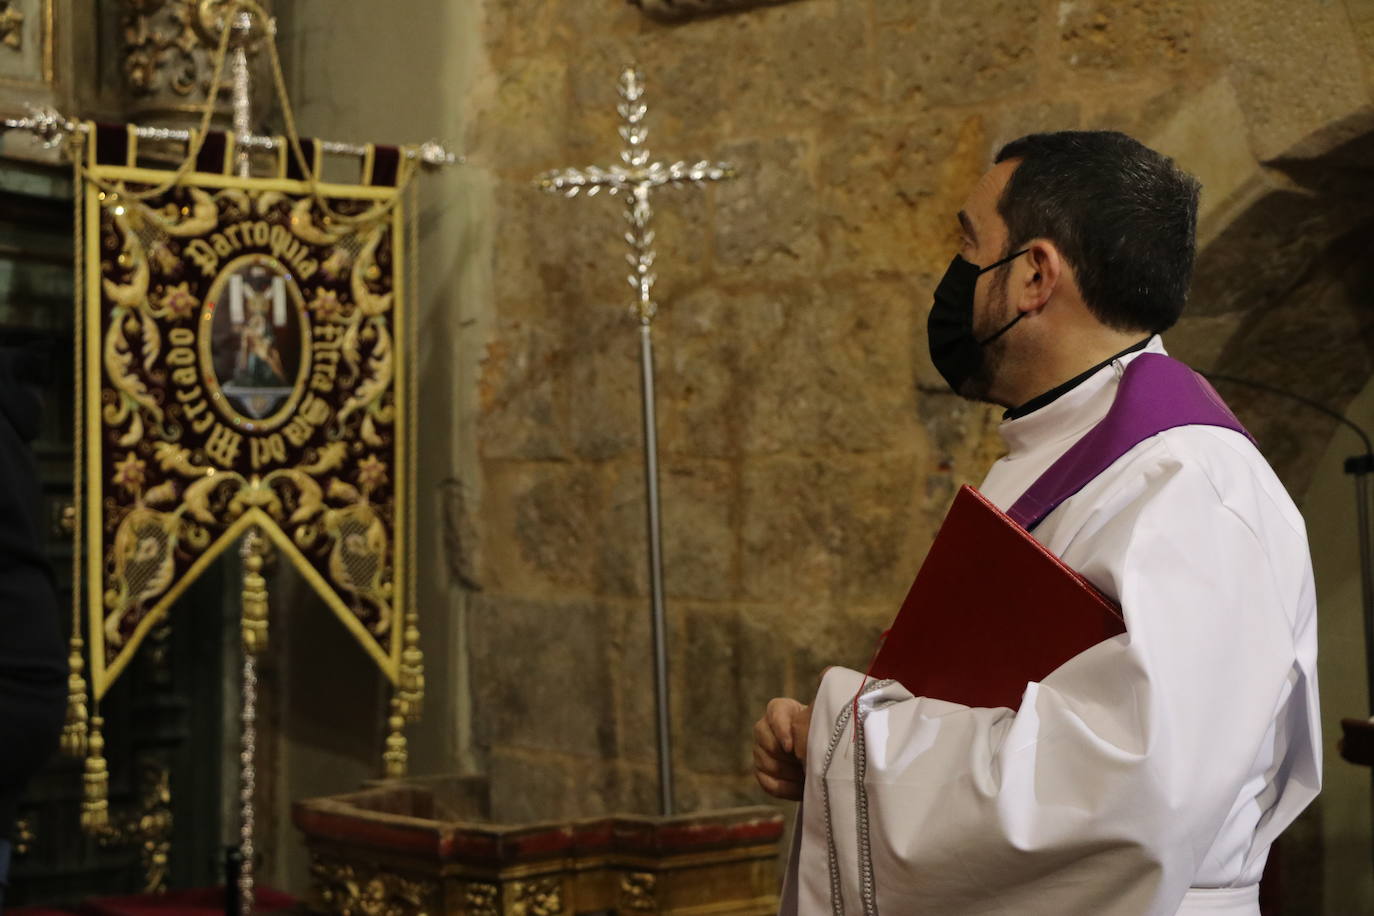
(957, 210), (978, 245)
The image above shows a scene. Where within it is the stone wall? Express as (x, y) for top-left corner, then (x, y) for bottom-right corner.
(469, 0), (1025, 817)
(465, 0), (1374, 827)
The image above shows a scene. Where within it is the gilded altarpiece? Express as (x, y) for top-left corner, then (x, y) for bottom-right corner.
(79, 124), (420, 712)
(0, 0), (52, 86)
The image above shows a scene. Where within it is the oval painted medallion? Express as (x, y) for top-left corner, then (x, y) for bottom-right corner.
(198, 254), (311, 433)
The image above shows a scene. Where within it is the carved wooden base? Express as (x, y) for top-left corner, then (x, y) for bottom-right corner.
(292, 777), (782, 916)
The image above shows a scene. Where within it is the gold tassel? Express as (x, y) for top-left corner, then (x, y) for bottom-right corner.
(241, 529), (269, 655)
(398, 611), (424, 722)
(61, 636), (89, 756)
(82, 716), (109, 832)
(383, 696), (408, 778)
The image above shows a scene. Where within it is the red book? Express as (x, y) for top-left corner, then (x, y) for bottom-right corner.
(869, 485), (1126, 711)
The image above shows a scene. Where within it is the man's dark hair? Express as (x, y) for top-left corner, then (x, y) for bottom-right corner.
(993, 131), (1201, 334)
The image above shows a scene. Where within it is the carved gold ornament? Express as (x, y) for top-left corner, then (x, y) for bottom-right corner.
(464, 883), (499, 916)
(13, 817), (34, 856)
(308, 854), (438, 916)
(510, 878), (563, 916)
(619, 872), (657, 911)
(120, 0), (262, 97)
(0, 1), (23, 50)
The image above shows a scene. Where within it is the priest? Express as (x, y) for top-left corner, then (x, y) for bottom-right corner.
(754, 131), (1320, 916)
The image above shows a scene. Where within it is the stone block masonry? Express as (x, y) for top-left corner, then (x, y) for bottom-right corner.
(462, 5), (1374, 893)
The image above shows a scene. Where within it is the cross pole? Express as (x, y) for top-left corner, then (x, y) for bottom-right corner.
(537, 67), (735, 816)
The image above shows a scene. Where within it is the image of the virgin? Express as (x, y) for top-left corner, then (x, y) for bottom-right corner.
(209, 262), (301, 420)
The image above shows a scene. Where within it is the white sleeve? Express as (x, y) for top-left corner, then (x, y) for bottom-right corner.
(791, 455), (1311, 916)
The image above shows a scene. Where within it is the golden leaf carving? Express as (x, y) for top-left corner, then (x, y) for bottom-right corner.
(350, 226), (394, 318)
(299, 441), (348, 476)
(339, 319), (362, 386)
(228, 480), (281, 518)
(255, 190), (288, 216)
(103, 312), (163, 447)
(619, 872), (656, 911)
(144, 481), (178, 507)
(101, 216), (150, 311)
(294, 521), (320, 550)
(183, 472), (246, 524)
(289, 198), (348, 246)
(465, 883), (499, 916)
(360, 413), (383, 448)
(142, 188), (218, 237)
(1, 4), (24, 51)
(309, 854), (438, 916)
(215, 188), (252, 219)
(182, 524), (210, 551)
(327, 478), (361, 504)
(140, 310), (161, 374)
(153, 443), (213, 478)
(102, 389), (134, 436)
(511, 877), (563, 916)
(336, 319), (393, 433)
(264, 469), (325, 524)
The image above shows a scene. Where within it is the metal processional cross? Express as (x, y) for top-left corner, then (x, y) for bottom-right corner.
(537, 67), (735, 816)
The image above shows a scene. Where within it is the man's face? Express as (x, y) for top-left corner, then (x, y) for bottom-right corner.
(950, 159), (1020, 402)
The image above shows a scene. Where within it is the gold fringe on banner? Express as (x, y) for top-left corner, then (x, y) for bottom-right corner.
(398, 609), (423, 721)
(61, 636), (89, 756)
(383, 695), (407, 778)
(241, 529), (269, 656)
(82, 715), (110, 831)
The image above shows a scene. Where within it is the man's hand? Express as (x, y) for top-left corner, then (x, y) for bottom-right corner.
(753, 697), (812, 801)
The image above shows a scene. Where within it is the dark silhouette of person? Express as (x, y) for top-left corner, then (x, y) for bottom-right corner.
(0, 347), (67, 910)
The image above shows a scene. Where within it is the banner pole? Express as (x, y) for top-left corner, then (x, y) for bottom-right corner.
(231, 11), (260, 916)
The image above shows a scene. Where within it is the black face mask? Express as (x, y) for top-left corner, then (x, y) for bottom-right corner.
(926, 249), (1029, 395)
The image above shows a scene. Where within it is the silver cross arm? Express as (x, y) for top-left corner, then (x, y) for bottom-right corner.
(534, 68), (737, 324)
(537, 159), (735, 197)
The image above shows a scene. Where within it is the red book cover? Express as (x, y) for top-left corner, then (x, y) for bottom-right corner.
(869, 485), (1126, 711)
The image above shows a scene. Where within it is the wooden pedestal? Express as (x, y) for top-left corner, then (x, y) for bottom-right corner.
(292, 776), (783, 916)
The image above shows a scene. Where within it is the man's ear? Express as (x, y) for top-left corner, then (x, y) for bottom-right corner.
(1016, 240), (1064, 314)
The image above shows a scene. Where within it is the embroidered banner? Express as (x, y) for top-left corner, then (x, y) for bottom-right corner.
(81, 125), (415, 699)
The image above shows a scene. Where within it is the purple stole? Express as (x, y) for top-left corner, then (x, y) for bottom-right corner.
(1007, 354), (1253, 532)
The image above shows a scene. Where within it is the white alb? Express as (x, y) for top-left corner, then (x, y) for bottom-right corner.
(780, 337), (1320, 916)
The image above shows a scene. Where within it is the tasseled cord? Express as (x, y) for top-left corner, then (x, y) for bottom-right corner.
(62, 633), (107, 833)
(398, 609), (424, 722)
(383, 695), (408, 778)
(82, 715), (110, 831)
(61, 635), (89, 756)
